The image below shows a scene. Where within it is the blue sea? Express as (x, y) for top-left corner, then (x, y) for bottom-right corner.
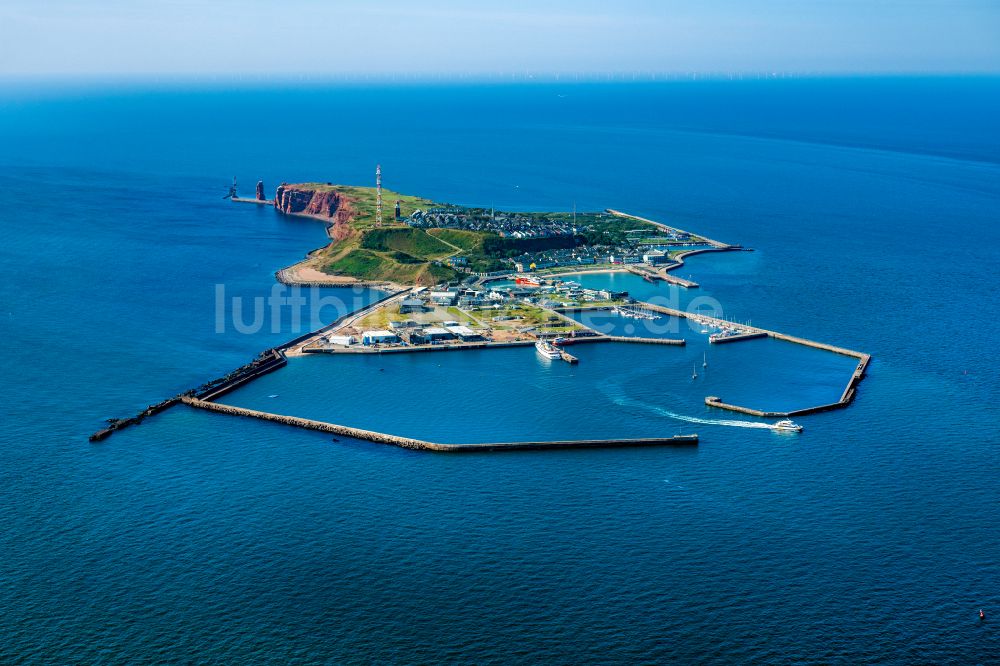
(1, 78), (999, 663)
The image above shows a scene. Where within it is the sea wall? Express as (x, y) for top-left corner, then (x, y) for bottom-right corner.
(182, 397), (699, 452)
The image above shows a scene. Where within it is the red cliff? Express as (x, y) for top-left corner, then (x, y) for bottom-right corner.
(274, 184), (353, 223)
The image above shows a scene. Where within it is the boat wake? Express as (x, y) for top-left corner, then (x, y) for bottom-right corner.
(602, 383), (774, 430)
(645, 406), (774, 429)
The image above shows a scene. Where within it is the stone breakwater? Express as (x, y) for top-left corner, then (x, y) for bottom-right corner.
(88, 350), (287, 442)
(182, 397), (698, 452)
(88, 395), (184, 442)
(193, 349), (288, 402)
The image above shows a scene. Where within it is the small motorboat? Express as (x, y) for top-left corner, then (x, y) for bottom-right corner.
(773, 419), (803, 433)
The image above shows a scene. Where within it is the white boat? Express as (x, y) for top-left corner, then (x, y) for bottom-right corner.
(702, 352), (708, 368)
(692, 362), (698, 379)
(535, 340), (562, 360)
(773, 419), (803, 432)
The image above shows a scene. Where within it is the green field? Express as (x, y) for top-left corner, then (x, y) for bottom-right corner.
(426, 228), (489, 252)
(326, 248), (457, 285)
(361, 228), (455, 259)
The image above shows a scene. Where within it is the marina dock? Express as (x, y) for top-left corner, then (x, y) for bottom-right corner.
(637, 301), (871, 415)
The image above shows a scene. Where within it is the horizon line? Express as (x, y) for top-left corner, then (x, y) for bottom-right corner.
(1, 71), (997, 92)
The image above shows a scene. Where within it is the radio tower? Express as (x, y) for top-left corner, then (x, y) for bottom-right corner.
(375, 164), (383, 227)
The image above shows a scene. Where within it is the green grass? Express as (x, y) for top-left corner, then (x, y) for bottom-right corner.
(325, 249), (458, 285)
(326, 249), (386, 276)
(426, 228), (490, 252)
(361, 228), (455, 259)
(444, 307), (477, 324)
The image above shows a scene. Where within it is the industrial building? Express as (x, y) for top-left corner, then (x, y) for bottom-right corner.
(361, 330), (400, 346)
(430, 291), (458, 305)
(398, 298), (427, 314)
(642, 250), (669, 265)
(445, 325), (480, 341)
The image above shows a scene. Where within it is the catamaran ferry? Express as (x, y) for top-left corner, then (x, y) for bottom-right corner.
(515, 276), (542, 287)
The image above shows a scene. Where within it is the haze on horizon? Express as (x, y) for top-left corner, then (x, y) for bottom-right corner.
(1, 0), (998, 80)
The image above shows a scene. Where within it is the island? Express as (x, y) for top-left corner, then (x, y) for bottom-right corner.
(269, 182), (730, 289)
(87, 177), (870, 449)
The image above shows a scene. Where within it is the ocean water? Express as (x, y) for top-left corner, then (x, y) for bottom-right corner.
(2, 78), (999, 663)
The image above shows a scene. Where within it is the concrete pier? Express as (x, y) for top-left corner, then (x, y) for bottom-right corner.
(232, 196), (275, 206)
(182, 397), (698, 452)
(704, 396), (786, 418)
(559, 349), (579, 364)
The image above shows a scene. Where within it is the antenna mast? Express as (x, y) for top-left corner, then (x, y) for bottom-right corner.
(375, 164), (383, 227)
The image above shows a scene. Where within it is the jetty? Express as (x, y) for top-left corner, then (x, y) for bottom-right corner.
(559, 349), (579, 364)
(181, 397), (697, 452)
(232, 196), (275, 206)
(709, 331), (767, 344)
(607, 210), (752, 289)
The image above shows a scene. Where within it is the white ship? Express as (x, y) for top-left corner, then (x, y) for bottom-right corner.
(535, 340), (562, 359)
(773, 419), (803, 433)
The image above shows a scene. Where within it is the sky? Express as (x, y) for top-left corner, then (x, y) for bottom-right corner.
(0, 0), (998, 79)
